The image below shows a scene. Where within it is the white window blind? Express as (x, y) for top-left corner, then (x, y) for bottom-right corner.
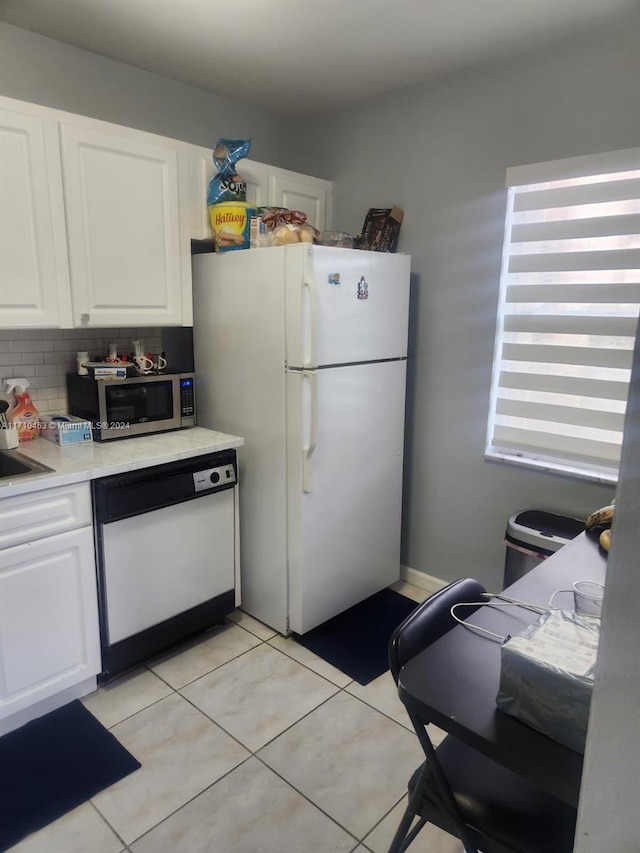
(486, 148), (640, 483)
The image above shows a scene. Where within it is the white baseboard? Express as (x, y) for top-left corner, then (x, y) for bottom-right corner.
(400, 565), (447, 596)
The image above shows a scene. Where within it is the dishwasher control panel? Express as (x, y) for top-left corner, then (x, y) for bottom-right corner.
(193, 463), (237, 493)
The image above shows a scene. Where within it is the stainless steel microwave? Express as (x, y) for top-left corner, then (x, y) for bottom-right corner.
(66, 372), (195, 441)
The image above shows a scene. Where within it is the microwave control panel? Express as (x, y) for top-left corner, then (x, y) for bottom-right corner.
(180, 375), (195, 419)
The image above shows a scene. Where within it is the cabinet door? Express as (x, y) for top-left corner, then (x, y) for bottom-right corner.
(0, 107), (71, 328)
(0, 526), (101, 719)
(243, 160), (271, 209)
(189, 146), (269, 240)
(269, 172), (330, 233)
(0, 481), (92, 551)
(60, 122), (187, 326)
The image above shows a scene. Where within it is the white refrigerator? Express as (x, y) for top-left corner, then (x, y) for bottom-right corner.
(192, 244), (411, 634)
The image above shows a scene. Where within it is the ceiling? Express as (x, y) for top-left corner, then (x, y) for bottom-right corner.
(0, 0), (631, 116)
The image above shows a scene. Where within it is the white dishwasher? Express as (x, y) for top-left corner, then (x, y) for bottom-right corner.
(92, 450), (237, 680)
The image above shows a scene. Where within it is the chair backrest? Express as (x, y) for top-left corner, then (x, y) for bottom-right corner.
(388, 578), (487, 684)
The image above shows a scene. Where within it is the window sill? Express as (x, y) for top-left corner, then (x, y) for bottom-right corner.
(484, 449), (618, 486)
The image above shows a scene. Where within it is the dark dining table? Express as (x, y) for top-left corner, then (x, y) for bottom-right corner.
(397, 532), (607, 808)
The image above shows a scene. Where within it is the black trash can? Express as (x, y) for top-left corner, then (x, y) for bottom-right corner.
(503, 510), (584, 588)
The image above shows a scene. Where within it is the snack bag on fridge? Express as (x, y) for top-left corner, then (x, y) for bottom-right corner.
(207, 138), (251, 206)
(207, 138), (254, 251)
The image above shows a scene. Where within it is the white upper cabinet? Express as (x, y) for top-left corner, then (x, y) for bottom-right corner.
(244, 161), (272, 209)
(269, 171), (330, 235)
(60, 120), (191, 327)
(188, 144), (332, 241)
(0, 103), (72, 327)
(0, 95), (331, 328)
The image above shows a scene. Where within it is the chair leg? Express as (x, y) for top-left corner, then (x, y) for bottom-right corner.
(407, 711), (479, 853)
(399, 817), (428, 851)
(387, 763), (430, 853)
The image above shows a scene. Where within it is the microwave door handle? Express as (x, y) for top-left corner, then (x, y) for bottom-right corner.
(302, 369), (317, 494)
(302, 278), (317, 369)
(173, 375), (181, 421)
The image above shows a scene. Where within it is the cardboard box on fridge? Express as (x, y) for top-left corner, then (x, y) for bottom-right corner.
(356, 206), (404, 253)
(41, 414), (93, 446)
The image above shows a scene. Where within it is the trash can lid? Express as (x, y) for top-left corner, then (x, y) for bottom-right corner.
(505, 509), (584, 554)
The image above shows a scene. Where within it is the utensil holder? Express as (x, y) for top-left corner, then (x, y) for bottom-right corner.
(0, 428), (19, 450)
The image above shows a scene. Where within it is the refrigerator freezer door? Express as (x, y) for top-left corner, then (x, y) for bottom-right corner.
(286, 360), (407, 634)
(285, 245), (411, 369)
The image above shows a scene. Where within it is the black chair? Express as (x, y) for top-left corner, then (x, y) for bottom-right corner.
(387, 578), (577, 853)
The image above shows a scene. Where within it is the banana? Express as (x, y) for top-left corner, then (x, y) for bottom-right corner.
(585, 504), (615, 530)
(599, 528), (611, 552)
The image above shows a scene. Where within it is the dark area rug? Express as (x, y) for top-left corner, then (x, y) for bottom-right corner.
(293, 588), (418, 685)
(0, 699), (140, 851)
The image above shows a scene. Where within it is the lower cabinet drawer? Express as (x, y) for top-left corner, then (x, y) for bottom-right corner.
(0, 482), (92, 550)
(0, 525), (101, 719)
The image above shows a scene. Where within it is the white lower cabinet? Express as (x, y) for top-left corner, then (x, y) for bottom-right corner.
(0, 524), (101, 727)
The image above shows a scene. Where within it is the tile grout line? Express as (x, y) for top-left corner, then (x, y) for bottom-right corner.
(225, 618), (418, 733)
(118, 651), (411, 740)
(156, 651), (403, 846)
(92, 685), (411, 850)
(84, 611), (415, 849)
(251, 751), (364, 845)
(146, 639), (264, 692)
(85, 618), (268, 731)
(88, 798), (130, 851)
(114, 684), (368, 849)
(120, 753), (257, 849)
(176, 689), (262, 755)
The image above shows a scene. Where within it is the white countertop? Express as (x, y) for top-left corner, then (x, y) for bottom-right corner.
(0, 427), (244, 498)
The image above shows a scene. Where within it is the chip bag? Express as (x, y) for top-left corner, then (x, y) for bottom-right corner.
(207, 138), (251, 206)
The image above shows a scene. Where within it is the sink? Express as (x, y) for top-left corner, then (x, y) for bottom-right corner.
(0, 449), (55, 481)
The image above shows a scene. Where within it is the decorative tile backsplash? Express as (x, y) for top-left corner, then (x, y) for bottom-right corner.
(0, 328), (162, 414)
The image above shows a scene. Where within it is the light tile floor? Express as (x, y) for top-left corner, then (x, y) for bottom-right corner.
(9, 582), (463, 853)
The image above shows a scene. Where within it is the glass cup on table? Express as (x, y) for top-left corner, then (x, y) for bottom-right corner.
(549, 580), (605, 617)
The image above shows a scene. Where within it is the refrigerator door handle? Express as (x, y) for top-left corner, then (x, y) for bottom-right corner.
(302, 278), (317, 368)
(301, 369), (318, 493)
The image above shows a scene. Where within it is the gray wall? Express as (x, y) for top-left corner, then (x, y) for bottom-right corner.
(292, 17), (639, 588)
(0, 22), (291, 167)
(1, 18), (638, 591)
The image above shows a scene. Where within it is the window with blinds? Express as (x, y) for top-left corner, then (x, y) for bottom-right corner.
(486, 148), (640, 483)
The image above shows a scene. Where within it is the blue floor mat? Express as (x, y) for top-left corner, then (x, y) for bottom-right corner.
(293, 588), (418, 685)
(0, 699), (140, 851)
